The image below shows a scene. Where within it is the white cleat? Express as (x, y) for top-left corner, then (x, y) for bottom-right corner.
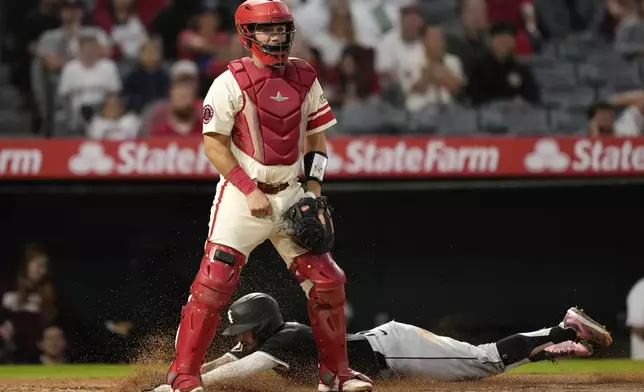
(318, 378), (373, 392)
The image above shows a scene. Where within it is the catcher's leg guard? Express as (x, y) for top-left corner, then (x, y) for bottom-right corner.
(291, 253), (372, 390)
(167, 243), (245, 391)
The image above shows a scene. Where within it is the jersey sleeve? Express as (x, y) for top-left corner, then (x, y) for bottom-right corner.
(254, 329), (300, 370)
(202, 70), (241, 136)
(306, 78), (337, 135)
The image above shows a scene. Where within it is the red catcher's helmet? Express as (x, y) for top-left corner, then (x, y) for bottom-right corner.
(235, 0), (296, 68)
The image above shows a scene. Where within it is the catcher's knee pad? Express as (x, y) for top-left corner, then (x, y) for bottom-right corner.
(291, 252), (346, 307)
(191, 243), (246, 309)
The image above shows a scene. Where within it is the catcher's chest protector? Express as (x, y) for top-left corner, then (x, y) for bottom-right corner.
(229, 57), (317, 166)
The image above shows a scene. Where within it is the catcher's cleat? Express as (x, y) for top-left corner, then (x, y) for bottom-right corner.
(544, 340), (593, 358)
(318, 369), (373, 392)
(563, 307), (612, 347)
(141, 385), (172, 392)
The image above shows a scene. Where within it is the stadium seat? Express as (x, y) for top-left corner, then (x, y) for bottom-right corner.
(533, 63), (577, 88)
(0, 111), (32, 135)
(556, 34), (614, 61)
(479, 105), (509, 134)
(420, 0), (459, 24)
(577, 61), (641, 88)
(549, 109), (587, 135)
(517, 54), (558, 69)
(0, 85), (19, 110)
(433, 105), (479, 135)
(540, 86), (595, 112)
(338, 98), (397, 135)
(506, 107), (549, 135)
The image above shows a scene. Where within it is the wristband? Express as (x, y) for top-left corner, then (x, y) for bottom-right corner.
(227, 165), (257, 196)
(303, 151), (328, 184)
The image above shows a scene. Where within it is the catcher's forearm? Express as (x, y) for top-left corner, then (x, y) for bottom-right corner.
(204, 133), (257, 195)
(305, 131), (327, 197)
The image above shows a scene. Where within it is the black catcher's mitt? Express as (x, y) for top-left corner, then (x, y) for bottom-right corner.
(283, 196), (335, 254)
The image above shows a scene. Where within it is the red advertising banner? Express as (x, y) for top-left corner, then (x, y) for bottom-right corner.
(1, 136), (644, 179)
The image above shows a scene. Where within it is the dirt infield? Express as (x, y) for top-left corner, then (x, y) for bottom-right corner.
(1, 373), (643, 392)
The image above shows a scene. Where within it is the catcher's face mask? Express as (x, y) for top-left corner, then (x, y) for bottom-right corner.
(284, 197), (335, 254)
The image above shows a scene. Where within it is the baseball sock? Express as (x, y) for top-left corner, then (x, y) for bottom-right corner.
(495, 326), (577, 369)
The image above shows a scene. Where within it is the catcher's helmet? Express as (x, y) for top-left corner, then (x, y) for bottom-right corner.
(235, 0), (296, 68)
(222, 293), (284, 340)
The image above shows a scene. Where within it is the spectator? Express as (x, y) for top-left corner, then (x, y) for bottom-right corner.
(606, 90), (644, 135)
(94, 0), (170, 30)
(123, 39), (170, 112)
(465, 22), (540, 106)
(169, 60), (200, 95)
(36, 0), (112, 74)
(614, 0), (644, 59)
(178, 8), (232, 72)
(445, 0), (489, 71)
(58, 34), (122, 133)
(485, 0), (542, 54)
(533, 0), (605, 40)
(150, 0), (206, 60)
(294, 0), (399, 51)
(626, 277), (644, 360)
(38, 326), (67, 365)
(400, 25), (464, 112)
(147, 82), (202, 137)
(375, 4), (425, 88)
(10, 0), (62, 109)
(308, 1), (360, 68)
(1, 243), (58, 363)
(586, 101), (616, 136)
(93, 0), (149, 61)
(328, 45), (380, 107)
(87, 93), (141, 139)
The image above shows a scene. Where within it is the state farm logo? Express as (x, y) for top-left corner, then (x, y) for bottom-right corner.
(0, 148), (42, 176)
(524, 138), (644, 173)
(68, 142), (115, 175)
(330, 140), (499, 174)
(67, 141), (217, 176)
(524, 139), (570, 172)
(325, 141), (343, 174)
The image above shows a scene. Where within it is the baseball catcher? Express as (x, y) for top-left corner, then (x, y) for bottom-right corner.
(165, 1), (371, 391)
(146, 293), (612, 391)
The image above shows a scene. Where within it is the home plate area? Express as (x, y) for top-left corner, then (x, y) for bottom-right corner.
(1, 373), (643, 392)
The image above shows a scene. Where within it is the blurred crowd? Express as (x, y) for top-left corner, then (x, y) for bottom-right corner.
(3, 0), (644, 138)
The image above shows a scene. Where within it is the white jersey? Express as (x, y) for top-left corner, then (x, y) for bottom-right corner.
(626, 277), (644, 360)
(202, 59), (336, 185)
(58, 58), (122, 113)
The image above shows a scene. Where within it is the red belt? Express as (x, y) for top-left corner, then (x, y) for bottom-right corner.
(256, 182), (289, 195)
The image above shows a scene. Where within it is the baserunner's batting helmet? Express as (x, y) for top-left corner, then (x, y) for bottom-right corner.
(222, 293), (284, 340)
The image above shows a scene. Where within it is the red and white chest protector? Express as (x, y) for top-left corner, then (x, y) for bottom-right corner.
(228, 57), (317, 166)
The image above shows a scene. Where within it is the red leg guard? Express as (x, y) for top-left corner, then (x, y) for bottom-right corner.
(167, 243), (245, 391)
(291, 252), (351, 384)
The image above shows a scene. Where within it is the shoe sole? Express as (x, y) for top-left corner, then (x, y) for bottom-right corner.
(318, 387), (372, 392)
(566, 308), (612, 346)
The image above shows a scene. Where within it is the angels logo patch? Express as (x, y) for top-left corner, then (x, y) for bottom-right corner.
(202, 104), (214, 124)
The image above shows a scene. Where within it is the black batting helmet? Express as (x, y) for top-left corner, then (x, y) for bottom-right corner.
(222, 293), (284, 340)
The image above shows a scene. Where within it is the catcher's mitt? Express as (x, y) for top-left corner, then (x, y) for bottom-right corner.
(283, 196), (335, 254)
